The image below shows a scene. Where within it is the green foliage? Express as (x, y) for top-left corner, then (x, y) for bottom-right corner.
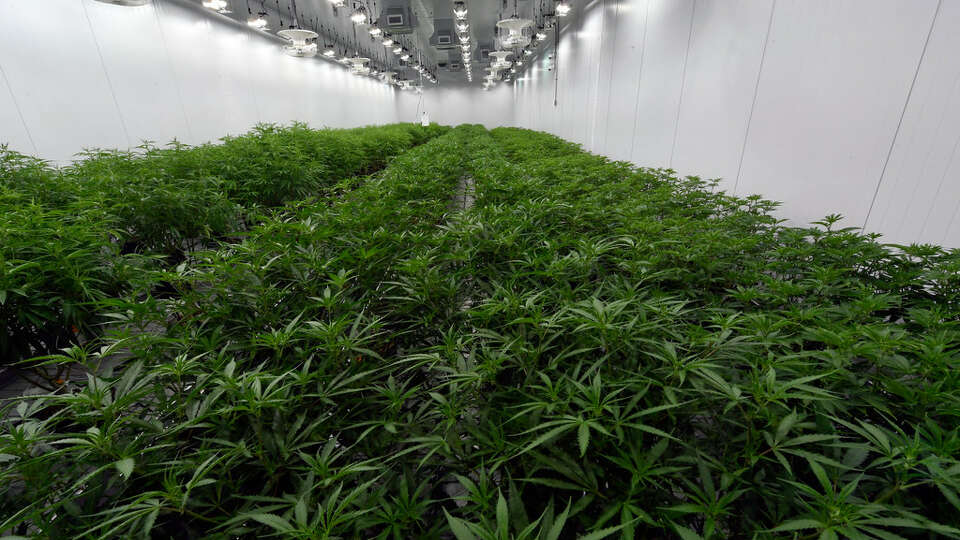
(0, 124), (445, 364)
(2, 125), (959, 539)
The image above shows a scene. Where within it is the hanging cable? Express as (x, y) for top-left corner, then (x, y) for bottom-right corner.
(553, 27), (559, 106)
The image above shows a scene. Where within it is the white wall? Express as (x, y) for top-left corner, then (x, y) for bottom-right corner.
(512, 0), (960, 248)
(400, 83), (514, 129)
(0, 0), (402, 163)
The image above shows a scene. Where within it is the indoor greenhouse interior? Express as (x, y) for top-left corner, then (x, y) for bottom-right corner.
(2, 0), (960, 538)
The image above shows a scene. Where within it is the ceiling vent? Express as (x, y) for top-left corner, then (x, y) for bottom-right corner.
(378, 0), (417, 34)
(497, 17), (533, 48)
(430, 18), (457, 49)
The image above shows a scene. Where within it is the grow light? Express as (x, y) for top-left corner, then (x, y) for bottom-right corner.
(247, 13), (268, 30)
(277, 29), (319, 57)
(496, 17), (532, 48)
(202, 0), (229, 13)
(489, 50), (513, 70)
(350, 6), (368, 24)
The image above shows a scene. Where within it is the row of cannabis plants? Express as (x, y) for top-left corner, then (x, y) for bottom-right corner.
(0, 122), (446, 366)
(1, 124), (489, 538)
(3, 124), (960, 538)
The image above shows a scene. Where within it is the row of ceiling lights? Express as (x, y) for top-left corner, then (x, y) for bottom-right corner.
(229, 0), (436, 87)
(97, 0), (572, 89)
(451, 1), (473, 83)
(98, 0), (435, 90)
(482, 0), (569, 89)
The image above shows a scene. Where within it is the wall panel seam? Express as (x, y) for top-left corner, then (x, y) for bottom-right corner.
(923, 127), (960, 241)
(628, 0), (650, 162)
(668, 0), (697, 168)
(920, 72), (960, 241)
(0, 61), (37, 154)
(600, 0), (621, 152)
(733, 0), (777, 195)
(81, 0), (132, 148)
(904, 67), (960, 238)
(153, 0), (195, 143)
(589, 0), (606, 152)
(862, 0), (943, 232)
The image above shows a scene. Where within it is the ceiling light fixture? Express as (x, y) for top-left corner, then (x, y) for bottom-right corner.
(453, 1), (468, 19)
(348, 56), (370, 75)
(202, 0), (229, 13)
(490, 50), (513, 70)
(247, 12), (268, 30)
(382, 37), (394, 47)
(350, 5), (368, 24)
(496, 17), (533, 48)
(368, 25), (382, 36)
(277, 29), (319, 57)
(555, 1), (571, 17)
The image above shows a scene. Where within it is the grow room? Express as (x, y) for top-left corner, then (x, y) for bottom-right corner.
(2, 0), (959, 538)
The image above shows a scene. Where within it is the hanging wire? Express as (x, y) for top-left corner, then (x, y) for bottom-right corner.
(290, 0), (299, 27)
(553, 27), (559, 106)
